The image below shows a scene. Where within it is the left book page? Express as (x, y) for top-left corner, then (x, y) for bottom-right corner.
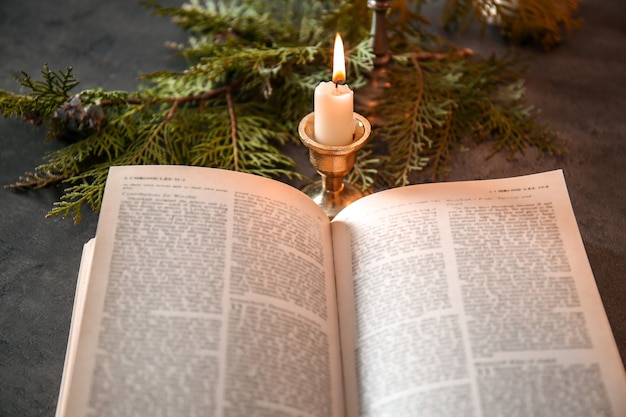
(56, 165), (344, 417)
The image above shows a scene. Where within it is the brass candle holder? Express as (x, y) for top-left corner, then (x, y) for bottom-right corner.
(298, 112), (372, 219)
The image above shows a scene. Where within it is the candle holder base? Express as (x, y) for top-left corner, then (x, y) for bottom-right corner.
(298, 112), (372, 219)
(302, 181), (365, 220)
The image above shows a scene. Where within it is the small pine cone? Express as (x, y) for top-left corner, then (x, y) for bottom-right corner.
(53, 94), (86, 129)
(85, 104), (105, 130)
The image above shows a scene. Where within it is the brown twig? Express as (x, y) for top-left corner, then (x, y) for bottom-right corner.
(5, 170), (66, 190)
(429, 108), (453, 182)
(407, 48), (474, 61)
(225, 90), (238, 172)
(98, 79), (244, 108)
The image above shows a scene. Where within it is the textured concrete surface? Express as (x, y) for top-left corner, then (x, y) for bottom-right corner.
(1, 1), (624, 416)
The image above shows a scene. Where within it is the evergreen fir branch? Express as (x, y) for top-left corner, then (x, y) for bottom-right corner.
(127, 106), (179, 166)
(267, 69), (324, 134)
(143, 0), (296, 45)
(439, 0), (583, 49)
(0, 65), (77, 126)
(4, 168), (67, 190)
(18, 64), (78, 99)
(407, 58), (462, 181)
(391, 0), (434, 34)
(5, 104), (141, 191)
(374, 56), (439, 187)
(344, 38), (376, 89)
(478, 98), (566, 158)
(190, 101), (299, 178)
(235, 118), (299, 178)
(347, 149), (380, 191)
(387, 1), (461, 54)
(424, 107), (455, 180)
(1, 0), (576, 222)
(0, 90), (39, 124)
(317, 0), (371, 44)
(444, 54), (566, 158)
(439, 0), (478, 33)
(142, 44), (320, 100)
(371, 49), (562, 183)
(50, 101), (150, 170)
(503, 0), (583, 49)
(45, 167), (109, 224)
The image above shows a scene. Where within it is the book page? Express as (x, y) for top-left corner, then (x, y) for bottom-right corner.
(55, 238), (96, 417)
(60, 165), (344, 417)
(332, 170), (626, 417)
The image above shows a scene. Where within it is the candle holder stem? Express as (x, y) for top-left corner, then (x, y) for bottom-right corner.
(356, 1), (393, 124)
(323, 175), (344, 192)
(369, 0), (392, 67)
(298, 112), (372, 219)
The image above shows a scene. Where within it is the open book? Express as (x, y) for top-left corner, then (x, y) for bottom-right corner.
(56, 166), (626, 417)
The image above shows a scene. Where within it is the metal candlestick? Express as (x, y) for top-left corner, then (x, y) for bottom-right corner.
(355, 1), (393, 124)
(298, 112), (372, 219)
(368, 0), (392, 66)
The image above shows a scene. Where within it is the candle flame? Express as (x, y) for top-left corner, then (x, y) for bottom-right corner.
(332, 32), (346, 84)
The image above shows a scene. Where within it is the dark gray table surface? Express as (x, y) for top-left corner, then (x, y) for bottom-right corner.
(1, 1), (624, 416)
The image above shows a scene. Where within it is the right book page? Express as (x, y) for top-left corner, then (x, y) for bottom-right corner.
(331, 170), (626, 417)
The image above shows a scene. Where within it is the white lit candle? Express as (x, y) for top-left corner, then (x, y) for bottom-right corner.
(314, 33), (355, 146)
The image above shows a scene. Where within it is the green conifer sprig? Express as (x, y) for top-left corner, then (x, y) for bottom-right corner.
(47, 167), (108, 224)
(0, 64), (78, 129)
(1, 0), (581, 222)
(439, 0), (583, 50)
